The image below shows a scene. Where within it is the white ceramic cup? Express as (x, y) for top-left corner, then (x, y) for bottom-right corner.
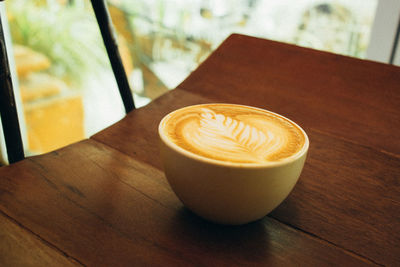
(159, 104), (309, 225)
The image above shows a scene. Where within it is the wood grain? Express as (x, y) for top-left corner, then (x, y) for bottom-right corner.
(0, 140), (373, 266)
(91, 34), (400, 266)
(1, 34), (399, 266)
(0, 211), (80, 266)
(92, 89), (400, 266)
(271, 128), (400, 266)
(178, 34), (400, 156)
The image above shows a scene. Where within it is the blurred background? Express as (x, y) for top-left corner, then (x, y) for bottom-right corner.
(1, 0), (399, 162)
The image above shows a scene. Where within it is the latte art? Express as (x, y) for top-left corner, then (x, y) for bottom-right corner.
(161, 104), (306, 164)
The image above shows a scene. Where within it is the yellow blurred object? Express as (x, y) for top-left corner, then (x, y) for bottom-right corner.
(19, 73), (63, 102)
(118, 35), (134, 76)
(12, 44), (85, 154)
(109, 5), (135, 45)
(13, 45), (51, 77)
(24, 93), (84, 154)
(108, 5), (134, 76)
(57, 0), (68, 5)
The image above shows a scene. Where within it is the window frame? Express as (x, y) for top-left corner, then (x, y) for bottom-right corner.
(366, 0), (400, 65)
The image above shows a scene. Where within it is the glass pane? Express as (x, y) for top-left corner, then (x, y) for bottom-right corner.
(109, 0), (378, 96)
(2, 0), (378, 158)
(5, 0), (126, 156)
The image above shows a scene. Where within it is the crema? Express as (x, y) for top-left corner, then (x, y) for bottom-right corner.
(160, 104), (306, 164)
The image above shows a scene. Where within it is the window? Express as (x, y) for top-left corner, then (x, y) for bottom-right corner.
(2, 0), (393, 162)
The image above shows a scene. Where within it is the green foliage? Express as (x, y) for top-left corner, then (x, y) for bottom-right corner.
(7, 0), (108, 87)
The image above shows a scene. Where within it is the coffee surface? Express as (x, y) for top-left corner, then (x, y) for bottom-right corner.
(161, 104), (306, 164)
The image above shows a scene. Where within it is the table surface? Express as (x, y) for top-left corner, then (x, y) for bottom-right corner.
(1, 34), (399, 266)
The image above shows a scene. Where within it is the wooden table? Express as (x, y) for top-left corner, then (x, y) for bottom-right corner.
(1, 34), (399, 266)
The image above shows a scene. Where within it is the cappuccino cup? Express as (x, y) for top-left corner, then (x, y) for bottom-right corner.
(159, 104), (309, 225)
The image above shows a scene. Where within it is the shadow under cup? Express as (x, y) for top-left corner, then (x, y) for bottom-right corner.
(159, 104), (309, 225)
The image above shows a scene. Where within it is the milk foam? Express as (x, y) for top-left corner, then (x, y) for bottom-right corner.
(162, 104), (305, 164)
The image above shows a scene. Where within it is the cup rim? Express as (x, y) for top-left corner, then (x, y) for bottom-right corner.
(159, 103), (309, 168)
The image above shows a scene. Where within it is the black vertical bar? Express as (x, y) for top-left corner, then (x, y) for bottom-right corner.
(0, 13), (25, 163)
(389, 16), (400, 64)
(90, 0), (135, 113)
